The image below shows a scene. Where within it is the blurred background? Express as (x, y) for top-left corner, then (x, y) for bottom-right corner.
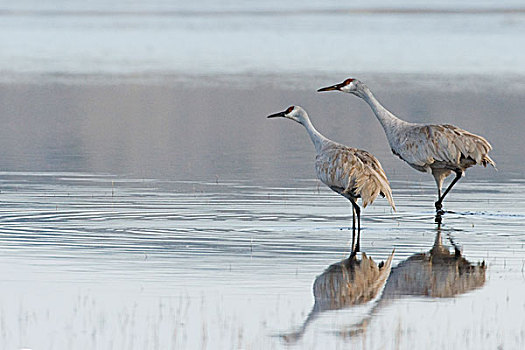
(1, 0), (525, 78)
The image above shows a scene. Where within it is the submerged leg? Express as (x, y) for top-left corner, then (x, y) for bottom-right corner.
(434, 212), (443, 225)
(435, 171), (463, 212)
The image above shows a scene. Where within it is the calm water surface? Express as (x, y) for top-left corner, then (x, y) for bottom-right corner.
(1, 0), (525, 77)
(0, 76), (524, 349)
(1, 2), (525, 347)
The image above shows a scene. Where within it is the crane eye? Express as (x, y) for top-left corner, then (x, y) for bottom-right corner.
(344, 78), (354, 85)
(286, 106), (294, 114)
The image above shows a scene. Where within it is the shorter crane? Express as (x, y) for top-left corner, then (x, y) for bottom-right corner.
(268, 106), (395, 256)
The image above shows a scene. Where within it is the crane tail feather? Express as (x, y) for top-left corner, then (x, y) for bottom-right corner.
(383, 189), (396, 212)
(482, 155), (497, 170)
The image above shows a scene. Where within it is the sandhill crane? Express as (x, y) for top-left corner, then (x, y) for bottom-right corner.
(267, 106), (395, 256)
(318, 78), (496, 214)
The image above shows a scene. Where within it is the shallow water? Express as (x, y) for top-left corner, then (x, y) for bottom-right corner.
(2, 1), (525, 348)
(1, 172), (524, 349)
(0, 76), (524, 349)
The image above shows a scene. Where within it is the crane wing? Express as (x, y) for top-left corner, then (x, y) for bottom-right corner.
(315, 145), (395, 210)
(393, 124), (495, 170)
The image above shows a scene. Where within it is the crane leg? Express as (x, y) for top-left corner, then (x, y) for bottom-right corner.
(349, 199), (361, 258)
(351, 205), (356, 253)
(355, 205), (361, 252)
(435, 171), (462, 212)
(435, 184), (443, 223)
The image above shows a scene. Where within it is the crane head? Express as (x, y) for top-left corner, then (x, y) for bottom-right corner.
(267, 106), (308, 124)
(317, 78), (360, 95)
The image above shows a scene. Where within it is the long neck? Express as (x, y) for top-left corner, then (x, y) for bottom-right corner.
(301, 117), (327, 154)
(358, 86), (409, 135)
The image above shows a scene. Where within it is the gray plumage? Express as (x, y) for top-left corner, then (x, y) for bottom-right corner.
(318, 78), (496, 212)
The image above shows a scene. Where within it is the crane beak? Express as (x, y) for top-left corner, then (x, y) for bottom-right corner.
(317, 83), (342, 92)
(266, 111), (286, 119)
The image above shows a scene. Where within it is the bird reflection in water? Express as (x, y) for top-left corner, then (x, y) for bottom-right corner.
(282, 228), (486, 343)
(380, 229), (485, 300)
(339, 226), (486, 338)
(281, 251), (395, 343)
